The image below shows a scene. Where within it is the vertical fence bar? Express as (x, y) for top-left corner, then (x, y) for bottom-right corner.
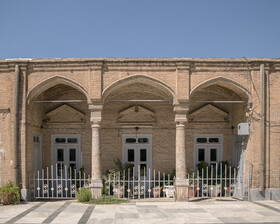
(65, 165), (68, 198)
(138, 165), (140, 199)
(144, 167), (146, 199)
(158, 171), (160, 199)
(210, 165), (213, 198)
(42, 169), (44, 198)
(132, 167), (135, 199)
(79, 170), (81, 192)
(216, 163), (218, 197)
(123, 170), (125, 199)
(56, 163), (58, 198)
(225, 165), (227, 197)
(51, 165), (54, 198)
(229, 166), (232, 197)
(202, 169), (204, 198)
(118, 171), (121, 199)
(33, 172), (36, 198)
(61, 163), (63, 199)
(74, 169), (77, 196)
(206, 167), (209, 197)
(127, 169), (130, 199)
(197, 170), (199, 197)
(234, 168), (236, 197)
(108, 174), (111, 196)
(70, 167), (72, 198)
(113, 172), (116, 197)
(47, 167), (49, 198)
(220, 163), (222, 197)
(153, 170), (156, 199)
(168, 174), (170, 186)
(132, 167), (135, 200)
(192, 172), (195, 197)
(163, 173), (165, 198)
(84, 173), (86, 189)
(149, 168), (151, 198)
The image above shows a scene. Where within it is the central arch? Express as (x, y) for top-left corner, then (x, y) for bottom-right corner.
(100, 74), (177, 175)
(102, 75), (177, 103)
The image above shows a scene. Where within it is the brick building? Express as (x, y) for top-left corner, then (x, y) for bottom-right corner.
(0, 58), (279, 200)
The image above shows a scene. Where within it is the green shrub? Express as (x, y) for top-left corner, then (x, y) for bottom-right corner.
(92, 195), (127, 205)
(0, 181), (20, 205)
(76, 187), (91, 202)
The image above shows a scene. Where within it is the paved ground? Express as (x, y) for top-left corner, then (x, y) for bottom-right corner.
(0, 199), (280, 224)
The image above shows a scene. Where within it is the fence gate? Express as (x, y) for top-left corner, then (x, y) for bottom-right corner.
(30, 163), (90, 199)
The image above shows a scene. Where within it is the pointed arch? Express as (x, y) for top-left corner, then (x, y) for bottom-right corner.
(26, 75), (90, 104)
(190, 77), (251, 101)
(102, 75), (178, 103)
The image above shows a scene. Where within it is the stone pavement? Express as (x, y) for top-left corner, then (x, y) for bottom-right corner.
(0, 199), (280, 224)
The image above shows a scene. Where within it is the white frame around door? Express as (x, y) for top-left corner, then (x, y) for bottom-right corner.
(33, 132), (42, 173)
(193, 134), (223, 169)
(122, 134), (152, 177)
(51, 134), (81, 177)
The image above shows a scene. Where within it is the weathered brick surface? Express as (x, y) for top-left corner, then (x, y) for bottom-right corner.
(0, 58), (279, 190)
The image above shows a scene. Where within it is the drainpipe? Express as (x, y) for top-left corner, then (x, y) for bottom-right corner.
(13, 65), (20, 185)
(259, 64), (266, 194)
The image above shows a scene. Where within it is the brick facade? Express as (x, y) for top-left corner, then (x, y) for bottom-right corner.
(0, 58), (279, 192)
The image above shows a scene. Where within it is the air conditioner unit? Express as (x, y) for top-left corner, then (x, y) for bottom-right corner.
(238, 123), (249, 135)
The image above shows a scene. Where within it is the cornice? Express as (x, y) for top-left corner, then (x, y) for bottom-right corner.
(0, 58), (279, 73)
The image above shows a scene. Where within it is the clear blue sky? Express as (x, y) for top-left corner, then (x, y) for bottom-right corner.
(0, 0), (279, 59)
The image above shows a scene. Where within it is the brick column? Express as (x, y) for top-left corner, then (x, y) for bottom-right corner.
(89, 103), (103, 199)
(174, 104), (189, 201)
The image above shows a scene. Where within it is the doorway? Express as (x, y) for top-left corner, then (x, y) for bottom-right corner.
(33, 132), (42, 173)
(122, 134), (152, 177)
(51, 134), (81, 177)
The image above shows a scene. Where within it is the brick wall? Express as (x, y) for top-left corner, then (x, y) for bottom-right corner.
(0, 58), (279, 190)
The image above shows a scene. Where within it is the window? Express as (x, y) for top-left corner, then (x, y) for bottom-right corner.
(57, 149), (64, 162)
(138, 138), (149, 143)
(209, 138), (219, 143)
(126, 138), (137, 143)
(68, 138), (78, 143)
(198, 148), (205, 161)
(55, 138), (66, 143)
(194, 135), (223, 169)
(127, 149), (134, 162)
(197, 138), (207, 143)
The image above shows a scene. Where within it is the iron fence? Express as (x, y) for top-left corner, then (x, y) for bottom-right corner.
(187, 163), (243, 199)
(30, 163), (90, 199)
(104, 166), (175, 199)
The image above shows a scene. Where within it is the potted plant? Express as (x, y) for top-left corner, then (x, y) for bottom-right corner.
(102, 159), (133, 198)
(186, 168), (198, 198)
(0, 181), (20, 205)
(151, 186), (162, 198)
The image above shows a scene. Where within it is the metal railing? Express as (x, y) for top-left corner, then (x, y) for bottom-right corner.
(187, 163), (243, 199)
(30, 163), (90, 199)
(104, 166), (174, 199)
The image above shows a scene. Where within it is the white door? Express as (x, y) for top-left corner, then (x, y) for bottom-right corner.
(124, 145), (150, 176)
(195, 145), (221, 166)
(53, 145), (79, 177)
(33, 133), (42, 173)
(52, 134), (81, 177)
(193, 134), (223, 169)
(122, 134), (152, 177)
